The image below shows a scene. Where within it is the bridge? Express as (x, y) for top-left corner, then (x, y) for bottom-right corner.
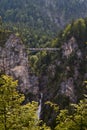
(28, 48), (60, 51)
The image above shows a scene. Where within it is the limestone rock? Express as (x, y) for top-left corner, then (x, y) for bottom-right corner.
(0, 34), (39, 96)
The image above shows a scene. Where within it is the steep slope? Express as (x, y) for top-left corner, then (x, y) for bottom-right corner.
(39, 36), (87, 127)
(0, 16), (87, 128)
(30, 18), (87, 126)
(0, 34), (39, 101)
(0, 0), (87, 33)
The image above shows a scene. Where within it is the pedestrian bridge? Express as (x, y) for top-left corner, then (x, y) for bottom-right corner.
(28, 48), (60, 51)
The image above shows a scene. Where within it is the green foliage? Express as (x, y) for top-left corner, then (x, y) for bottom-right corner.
(3, 23), (52, 48)
(45, 101), (59, 112)
(31, 17), (87, 74)
(62, 18), (87, 43)
(55, 96), (87, 130)
(0, 75), (51, 130)
(28, 18), (87, 128)
(0, 1), (87, 128)
(0, 16), (2, 25)
(0, 0), (87, 35)
(0, 22), (11, 47)
(30, 55), (39, 73)
(0, 75), (23, 130)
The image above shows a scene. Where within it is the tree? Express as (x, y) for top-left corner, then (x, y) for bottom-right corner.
(0, 16), (2, 26)
(55, 100), (87, 130)
(55, 84), (87, 130)
(0, 75), (27, 130)
(0, 75), (51, 130)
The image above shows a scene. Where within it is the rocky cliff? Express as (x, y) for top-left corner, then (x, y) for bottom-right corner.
(0, 32), (86, 127)
(0, 34), (39, 101)
(40, 37), (87, 101)
(39, 37), (87, 126)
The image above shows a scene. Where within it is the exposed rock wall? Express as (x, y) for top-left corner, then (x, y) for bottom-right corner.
(0, 34), (39, 98)
(0, 34), (87, 124)
(39, 36), (87, 126)
(40, 37), (87, 103)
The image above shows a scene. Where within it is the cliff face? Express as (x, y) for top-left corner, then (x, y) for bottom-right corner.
(0, 34), (86, 102)
(40, 37), (87, 103)
(39, 37), (87, 125)
(0, 34), (39, 99)
(0, 33), (86, 125)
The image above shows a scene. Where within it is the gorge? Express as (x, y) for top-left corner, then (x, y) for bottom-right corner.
(0, 22), (87, 125)
(0, 0), (87, 129)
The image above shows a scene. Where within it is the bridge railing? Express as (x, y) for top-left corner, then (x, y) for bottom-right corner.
(28, 48), (60, 51)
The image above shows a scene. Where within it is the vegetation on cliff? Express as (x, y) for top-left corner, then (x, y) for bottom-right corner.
(0, 75), (87, 130)
(29, 18), (87, 127)
(0, 1), (87, 128)
(0, 75), (51, 130)
(0, 17), (87, 129)
(0, 0), (87, 34)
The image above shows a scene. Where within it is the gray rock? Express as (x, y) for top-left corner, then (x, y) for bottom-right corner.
(0, 34), (39, 95)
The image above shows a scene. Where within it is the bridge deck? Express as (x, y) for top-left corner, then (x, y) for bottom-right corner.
(28, 48), (60, 51)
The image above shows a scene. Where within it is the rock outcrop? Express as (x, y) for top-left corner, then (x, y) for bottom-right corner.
(0, 34), (39, 99)
(0, 34), (87, 125)
(39, 36), (87, 126)
(40, 37), (87, 103)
